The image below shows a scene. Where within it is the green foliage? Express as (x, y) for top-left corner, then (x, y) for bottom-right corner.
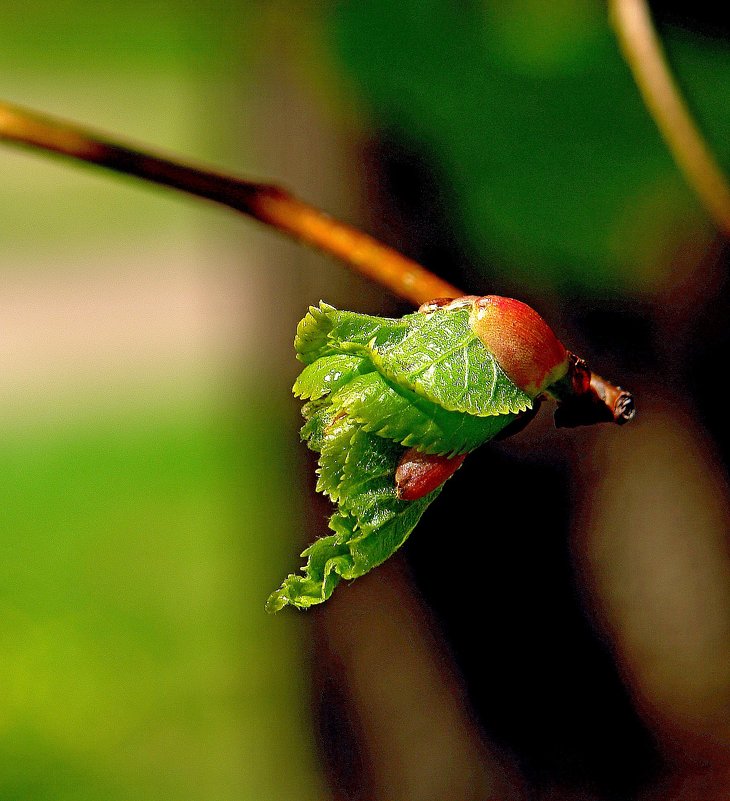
(328, 1), (730, 290)
(267, 423), (438, 611)
(268, 303), (527, 611)
(0, 394), (323, 800)
(296, 303), (532, 415)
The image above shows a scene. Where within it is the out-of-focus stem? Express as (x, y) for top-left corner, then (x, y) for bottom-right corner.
(610, 0), (730, 236)
(0, 100), (460, 307)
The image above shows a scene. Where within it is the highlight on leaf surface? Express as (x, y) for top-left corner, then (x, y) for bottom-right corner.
(267, 296), (634, 612)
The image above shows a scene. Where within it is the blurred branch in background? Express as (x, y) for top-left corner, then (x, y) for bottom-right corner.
(611, 0), (730, 236)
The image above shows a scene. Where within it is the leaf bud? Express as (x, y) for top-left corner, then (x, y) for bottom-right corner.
(396, 448), (467, 501)
(464, 295), (569, 397)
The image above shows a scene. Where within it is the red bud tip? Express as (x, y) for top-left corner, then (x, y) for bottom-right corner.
(396, 448), (467, 501)
(468, 296), (568, 397)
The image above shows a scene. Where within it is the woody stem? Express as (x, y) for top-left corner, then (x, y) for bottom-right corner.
(0, 99), (630, 422)
(0, 100), (460, 307)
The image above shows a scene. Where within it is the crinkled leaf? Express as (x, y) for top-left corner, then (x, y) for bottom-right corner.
(294, 302), (338, 364)
(366, 307), (532, 416)
(267, 431), (439, 611)
(265, 530), (351, 612)
(296, 302), (532, 417)
(293, 353), (370, 400)
(316, 413), (359, 503)
(299, 400), (358, 502)
(299, 399), (333, 451)
(294, 302), (411, 362)
(331, 370), (516, 455)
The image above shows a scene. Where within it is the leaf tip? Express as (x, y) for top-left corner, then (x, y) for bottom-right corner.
(265, 589), (288, 614)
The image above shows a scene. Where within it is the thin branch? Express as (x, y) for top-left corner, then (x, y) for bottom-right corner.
(610, 0), (730, 236)
(0, 98), (632, 425)
(0, 100), (460, 307)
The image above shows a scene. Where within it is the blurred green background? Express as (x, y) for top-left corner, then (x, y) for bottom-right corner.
(1, 3), (327, 799)
(3, 2), (730, 799)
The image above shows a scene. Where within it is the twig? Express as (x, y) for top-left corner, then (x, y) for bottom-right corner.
(0, 100), (460, 307)
(0, 98), (632, 425)
(610, 0), (730, 236)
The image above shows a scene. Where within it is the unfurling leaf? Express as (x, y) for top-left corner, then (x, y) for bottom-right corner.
(267, 295), (578, 612)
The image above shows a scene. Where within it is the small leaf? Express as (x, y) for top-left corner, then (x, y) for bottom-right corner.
(331, 370), (516, 455)
(267, 431), (439, 611)
(294, 302), (338, 364)
(265, 531), (352, 611)
(316, 413), (359, 503)
(366, 308), (533, 416)
(293, 353), (370, 400)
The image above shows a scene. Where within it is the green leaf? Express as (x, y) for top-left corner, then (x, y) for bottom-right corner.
(293, 353), (371, 400)
(316, 412), (359, 503)
(293, 302), (338, 364)
(365, 307), (532, 416)
(267, 431), (439, 611)
(328, 1), (730, 290)
(299, 399), (333, 451)
(296, 304), (532, 417)
(265, 530), (351, 612)
(331, 370), (516, 455)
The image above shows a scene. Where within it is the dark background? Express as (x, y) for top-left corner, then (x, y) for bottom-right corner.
(3, 2), (730, 799)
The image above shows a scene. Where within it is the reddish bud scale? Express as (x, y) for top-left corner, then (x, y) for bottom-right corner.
(418, 295), (569, 397)
(396, 448), (467, 501)
(469, 296), (568, 397)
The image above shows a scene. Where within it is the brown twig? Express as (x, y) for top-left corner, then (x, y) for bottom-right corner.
(610, 0), (730, 236)
(0, 100), (459, 307)
(0, 98), (632, 424)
